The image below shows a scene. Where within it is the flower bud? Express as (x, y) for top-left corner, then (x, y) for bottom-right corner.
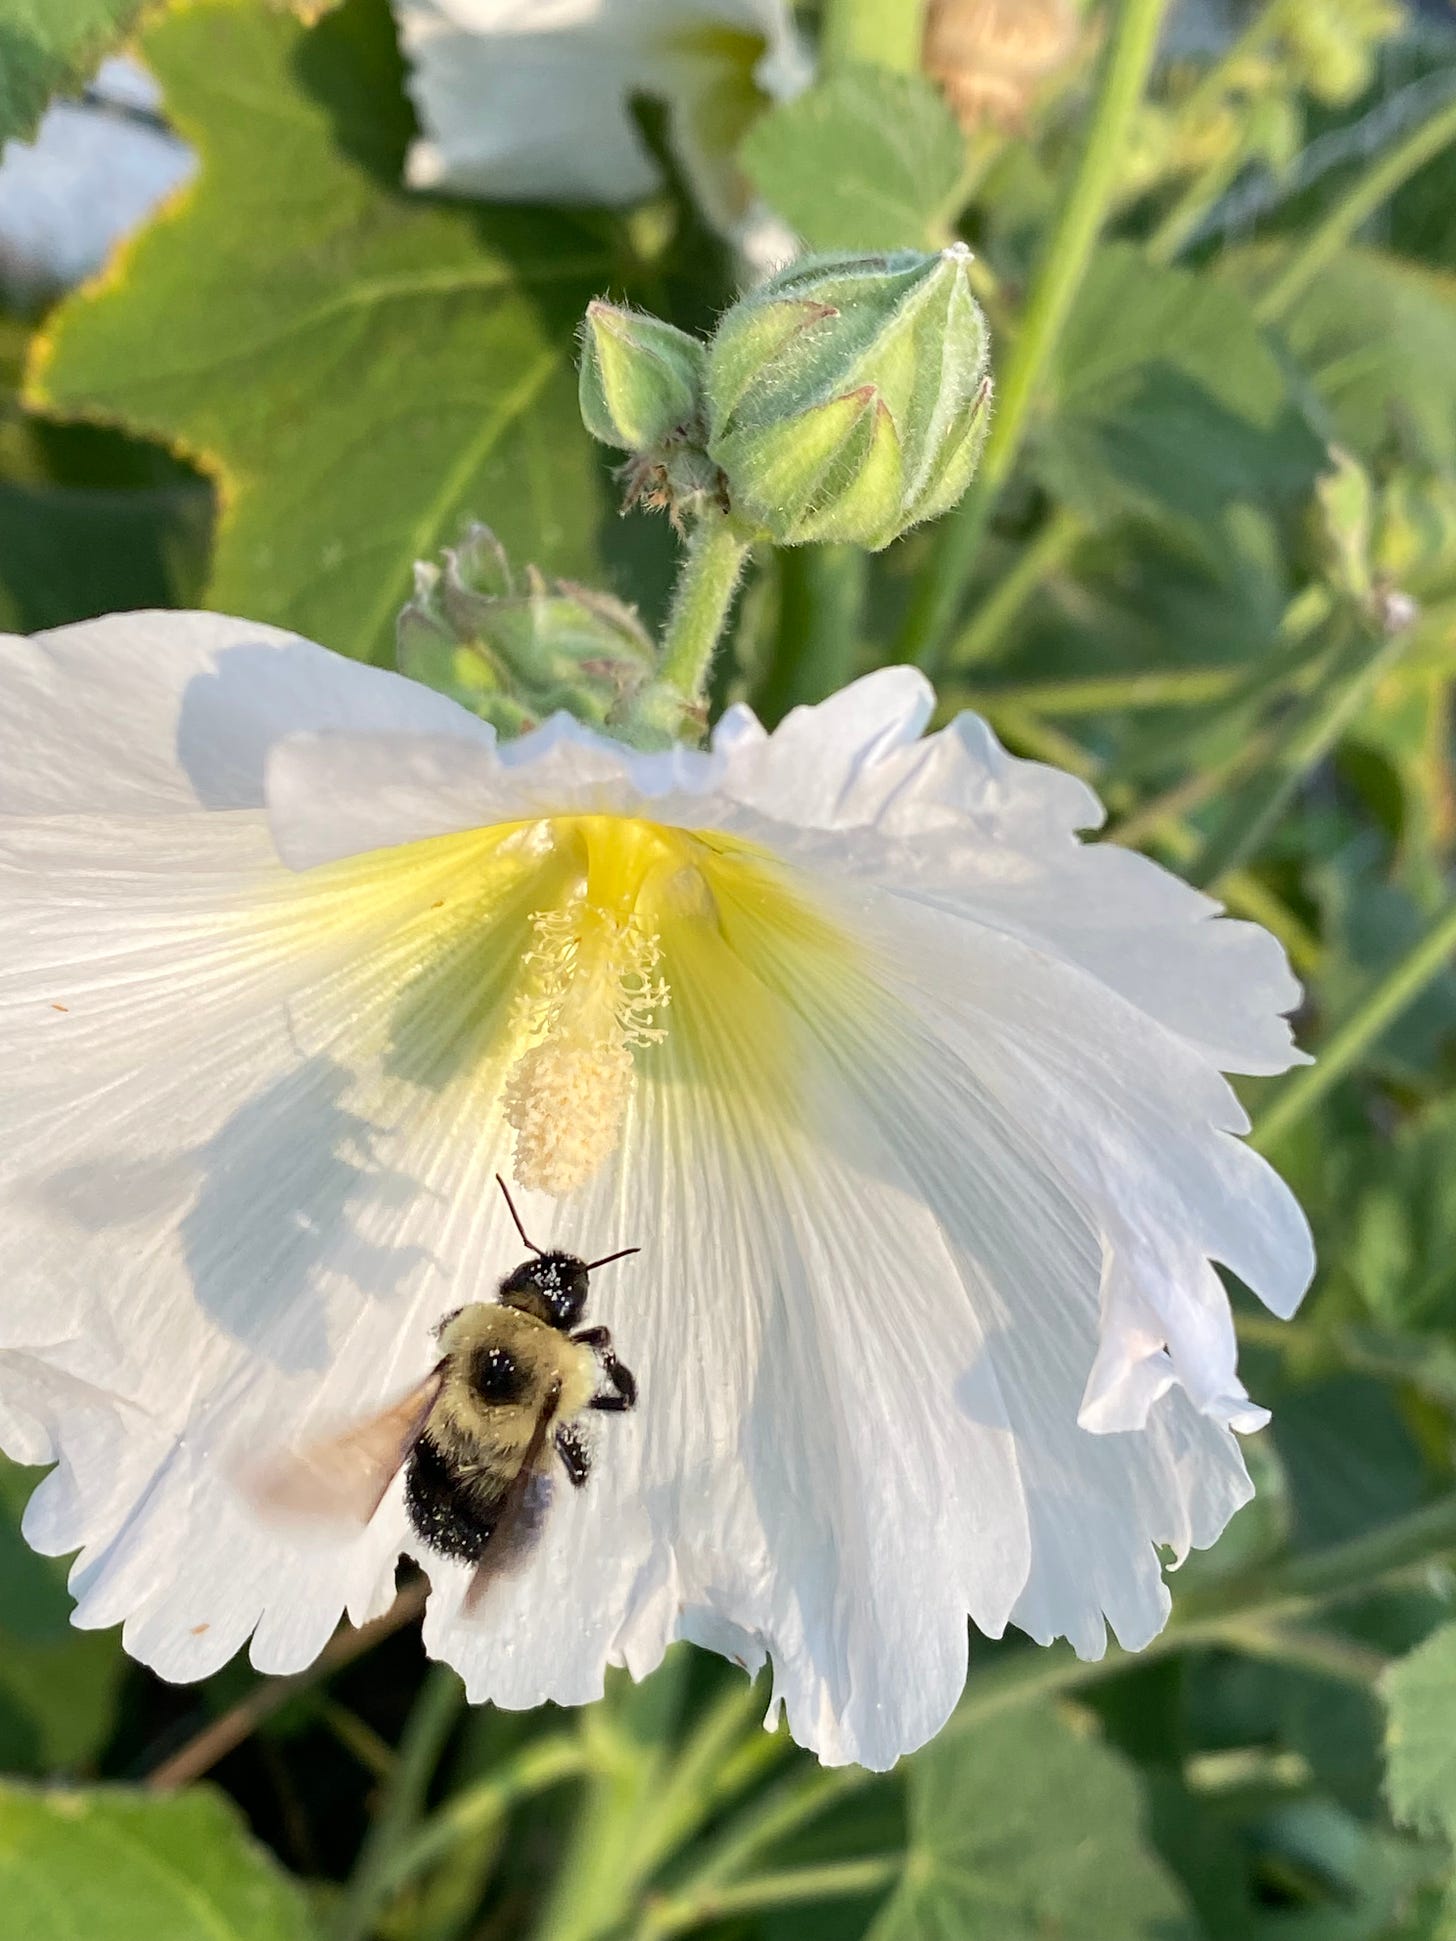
(924, 0), (1078, 132)
(578, 299), (708, 453)
(1311, 447), (1374, 604)
(1373, 472), (1456, 591)
(398, 524), (657, 736)
(704, 247), (992, 550)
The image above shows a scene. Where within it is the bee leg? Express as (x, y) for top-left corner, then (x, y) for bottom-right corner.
(574, 1327), (637, 1410)
(603, 1354), (637, 1409)
(589, 1356), (637, 1414)
(555, 1423), (591, 1488)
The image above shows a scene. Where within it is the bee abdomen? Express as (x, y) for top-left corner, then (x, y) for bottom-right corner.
(405, 1430), (505, 1564)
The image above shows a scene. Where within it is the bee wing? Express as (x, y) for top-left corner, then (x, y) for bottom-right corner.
(251, 1364), (447, 1528)
(463, 1375), (564, 1613)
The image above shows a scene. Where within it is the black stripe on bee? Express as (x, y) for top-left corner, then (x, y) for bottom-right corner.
(405, 1432), (505, 1563)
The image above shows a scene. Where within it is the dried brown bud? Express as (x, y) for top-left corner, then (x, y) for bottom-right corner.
(923, 0), (1079, 132)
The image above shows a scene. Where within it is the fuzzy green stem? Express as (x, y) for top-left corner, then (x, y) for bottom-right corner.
(1252, 895), (1456, 1154)
(1187, 614), (1408, 890)
(896, 0), (1172, 672)
(756, 546), (867, 723)
(657, 511), (751, 713)
(820, 0), (927, 74)
(1257, 81), (1456, 323)
(331, 1665), (464, 1941)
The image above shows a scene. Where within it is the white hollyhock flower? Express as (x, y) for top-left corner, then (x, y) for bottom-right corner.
(0, 59), (193, 306)
(0, 611), (1312, 1770)
(392, 0), (810, 235)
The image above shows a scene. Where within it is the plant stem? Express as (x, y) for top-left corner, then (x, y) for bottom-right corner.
(1220, 1623), (1390, 1688)
(944, 506), (1084, 671)
(331, 1664), (464, 1941)
(1146, 143), (1246, 263)
(644, 1766), (869, 1918)
(646, 1492), (1456, 1928)
(1169, 0), (1292, 134)
(657, 510), (751, 712)
(143, 1580), (428, 1791)
(896, 0), (1173, 672)
(532, 1657), (693, 1941)
(755, 545), (867, 723)
(1108, 729), (1279, 849)
(964, 664), (1243, 717)
(1257, 80), (1456, 323)
(820, 0), (926, 73)
(1252, 895), (1456, 1153)
(1187, 614), (1408, 890)
(640, 1856), (903, 1938)
(621, 1675), (780, 1887)
(374, 1735), (589, 1901)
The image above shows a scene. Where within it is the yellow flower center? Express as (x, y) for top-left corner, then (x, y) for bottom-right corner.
(274, 810), (865, 1203)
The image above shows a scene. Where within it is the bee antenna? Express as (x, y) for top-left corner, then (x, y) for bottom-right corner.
(585, 1246), (641, 1272)
(495, 1174), (542, 1255)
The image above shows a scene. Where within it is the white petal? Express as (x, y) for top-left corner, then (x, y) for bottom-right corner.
(397, 0), (660, 204)
(426, 1025), (1031, 1770)
(0, 611), (490, 817)
(393, 0), (809, 212)
(266, 714), (722, 868)
(0, 59), (194, 303)
(0, 807), (542, 1677)
(845, 884), (1312, 1436)
(714, 666), (937, 826)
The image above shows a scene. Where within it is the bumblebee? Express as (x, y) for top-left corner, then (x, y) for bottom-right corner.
(258, 1179), (638, 1601)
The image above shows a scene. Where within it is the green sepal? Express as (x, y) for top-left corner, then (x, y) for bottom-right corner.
(397, 524), (657, 736)
(578, 300), (708, 453)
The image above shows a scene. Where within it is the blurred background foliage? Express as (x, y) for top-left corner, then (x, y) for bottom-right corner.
(2, 0), (1456, 1935)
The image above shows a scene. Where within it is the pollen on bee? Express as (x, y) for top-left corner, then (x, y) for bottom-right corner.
(503, 896), (669, 1196)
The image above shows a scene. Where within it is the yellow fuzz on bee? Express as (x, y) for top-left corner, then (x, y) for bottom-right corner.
(271, 811), (867, 1202)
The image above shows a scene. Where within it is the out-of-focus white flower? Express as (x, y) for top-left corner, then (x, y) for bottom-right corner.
(0, 58), (194, 306)
(392, 0), (810, 237)
(0, 612), (1312, 1768)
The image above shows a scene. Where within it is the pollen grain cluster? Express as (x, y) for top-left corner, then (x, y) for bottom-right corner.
(503, 896), (669, 1196)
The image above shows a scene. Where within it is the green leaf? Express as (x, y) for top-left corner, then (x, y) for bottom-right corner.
(29, 0), (615, 666)
(2, 311), (209, 633)
(0, 0), (146, 144)
(1270, 1374), (1433, 1552)
(0, 1781), (318, 1938)
(1385, 1622), (1456, 1843)
(1037, 244), (1325, 536)
(740, 66), (967, 253)
(1228, 247), (1456, 472)
(866, 1701), (1192, 1940)
(0, 1461), (123, 1771)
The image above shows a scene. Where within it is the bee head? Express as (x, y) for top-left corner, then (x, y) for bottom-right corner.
(491, 1177), (640, 1332)
(499, 1252), (590, 1331)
